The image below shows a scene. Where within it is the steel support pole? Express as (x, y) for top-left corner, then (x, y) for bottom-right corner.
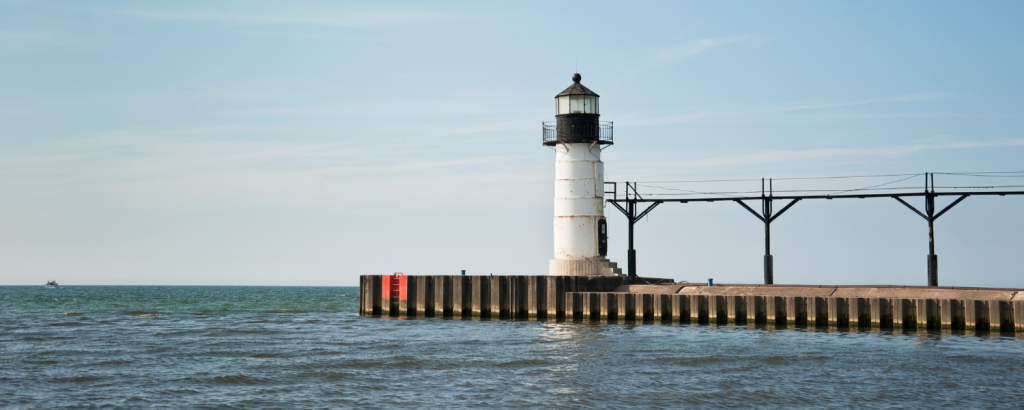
(764, 220), (773, 285)
(927, 210), (937, 287)
(925, 174), (938, 287)
(763, 181), (774, 285)
(627, 187), (637, 278)
(628, 213), (636, 277)
(927, 235), (937, 286)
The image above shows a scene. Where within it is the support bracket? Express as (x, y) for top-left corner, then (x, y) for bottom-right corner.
(734, 200), (765, 222)
(609, 201), (628, 217)
(769, 199), (801, 223)
(635, 201), (662, 221)
(893, 196), (928, 220)
(933, 195), (969, 220)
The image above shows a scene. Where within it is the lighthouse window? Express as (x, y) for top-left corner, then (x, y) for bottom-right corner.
(557, 95), (598, 115)
(567, 96), (598, 114)
(557, 96), (570, 114)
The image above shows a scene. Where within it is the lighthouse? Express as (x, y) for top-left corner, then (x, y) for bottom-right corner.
(543, 73), (622, 276)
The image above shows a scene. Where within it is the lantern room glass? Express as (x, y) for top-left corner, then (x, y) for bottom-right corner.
(557, 95), (598, 115)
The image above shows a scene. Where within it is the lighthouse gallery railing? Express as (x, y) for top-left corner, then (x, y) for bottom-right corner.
(542, 121), (613, 144)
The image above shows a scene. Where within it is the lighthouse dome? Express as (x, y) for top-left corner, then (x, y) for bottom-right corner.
(555, 73), (599, 115)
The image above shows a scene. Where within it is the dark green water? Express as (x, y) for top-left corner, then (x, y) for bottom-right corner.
(2, 286), (1022, 409)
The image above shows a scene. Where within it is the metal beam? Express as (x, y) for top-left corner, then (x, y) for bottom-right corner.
(933, 195), (969, 220)
(734, 200), (765, 222)
(609, 190), (1024, 203)
(893, 196), (928, 220)
(768, 198), (801, 223)
(604, 181), (1023, 287)
(635, 201), (662, 221)
(609, 201), (628, 217)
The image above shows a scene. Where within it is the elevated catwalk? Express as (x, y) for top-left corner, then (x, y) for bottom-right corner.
(360, 274), (1024, 334)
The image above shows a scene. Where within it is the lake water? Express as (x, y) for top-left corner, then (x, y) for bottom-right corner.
(2, 286), (1022, 409)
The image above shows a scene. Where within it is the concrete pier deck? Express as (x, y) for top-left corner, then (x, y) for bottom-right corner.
(359, 275), (1024, 334)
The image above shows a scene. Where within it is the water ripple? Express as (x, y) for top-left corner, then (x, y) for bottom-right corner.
(0, 285), (1022, 409)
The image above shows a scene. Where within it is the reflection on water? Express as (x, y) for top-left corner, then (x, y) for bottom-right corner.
(1, 286), (1022, 409)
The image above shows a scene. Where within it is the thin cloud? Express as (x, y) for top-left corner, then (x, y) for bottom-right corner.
(215, 99), (527, 117)
(622, 93), (956, 126)
(0, 30), (64, 54)
(0, 130), (533, 210)
(656, 36), (753, 62)
(118, 7), (466, 27)
(416, 118), (543, 138)
(622, 35), (760, 79)
(654, 139), (1024, 169)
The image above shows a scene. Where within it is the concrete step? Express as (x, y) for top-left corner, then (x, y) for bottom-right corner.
(597, 258), (623, 276)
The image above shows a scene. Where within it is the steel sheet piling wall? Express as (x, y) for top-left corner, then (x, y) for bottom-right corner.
(748, 296), (766, 325)
(401, 275), (412, 316)
(692, 295), (708, 324)
(829, 297), (849, 328)
(490, 276), (508, 319)
(1016, 300), (1024, 333)
(997, 301), (1014, 332)
(359, 276), (1021, 334)
(531, 277), (547, 319)
(674, 295), (690, 324)
(659, 294), (673, 323)
(975, 300), (990, 332)
(451, 276), (465, 318)
(471, 276), (490, 319)
(361, 275), (631, 320)
(790, 297), (808, 327)
(416, 276), (434, 317)
(599, 293), (611, 321)
(436, 276), (452, 318)
(588, 293), (602, 321)
(949, 300), (965, 330)
(380, 277), (391, 317)
(548, 277), (563, 319)
(568, 292), (583, 319)
(814, 297), (829, 327)
(371, 276), (382, 316)
(359, 276), (366, 315)
(623, 293), (636, 321)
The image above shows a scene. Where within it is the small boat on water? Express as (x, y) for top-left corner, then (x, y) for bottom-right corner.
(44, 280), (59, 288)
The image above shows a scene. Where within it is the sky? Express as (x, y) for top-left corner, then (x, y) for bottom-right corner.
(1, 1), (1022, 286)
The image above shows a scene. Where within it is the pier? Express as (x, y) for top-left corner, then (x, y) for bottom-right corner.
(357, 74), (1024, 334)
(360, 274), (1024, 334)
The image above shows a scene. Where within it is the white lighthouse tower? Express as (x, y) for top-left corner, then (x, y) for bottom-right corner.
(544, 73), (622, 276)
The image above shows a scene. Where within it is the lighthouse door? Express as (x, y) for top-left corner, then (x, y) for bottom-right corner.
(598, 219), (608, 256)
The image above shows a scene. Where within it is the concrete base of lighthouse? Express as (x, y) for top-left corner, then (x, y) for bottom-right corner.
(549, 257), (624, 276)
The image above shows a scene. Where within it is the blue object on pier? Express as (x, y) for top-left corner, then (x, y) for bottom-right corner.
(461, 270), (466, 276)
(708, 278), (713, 286)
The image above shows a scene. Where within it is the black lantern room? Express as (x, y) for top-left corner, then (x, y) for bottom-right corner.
(542, 73), (613, 146)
